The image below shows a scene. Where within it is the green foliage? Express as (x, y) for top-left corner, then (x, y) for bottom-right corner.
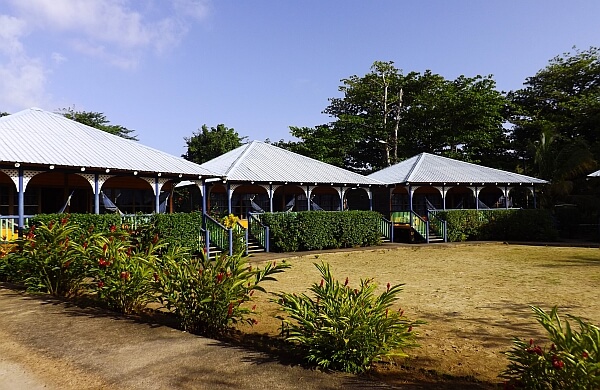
(59, 107), (138, 140)
(435, 209), (558, 242)
(31, 213), (122, 234)
(9, 219), (90, 297)
(182, 124), (247, 164)
(285, 61), (508, 173)
(84, 227), (163, 314)
(152, 250), (290, 336)
(508, 47), (600, 204)
(260, 211), (381, 252)
(151, 212), (204, 253)
(501, 306), (600, 389)
(274, 262), (422, 373)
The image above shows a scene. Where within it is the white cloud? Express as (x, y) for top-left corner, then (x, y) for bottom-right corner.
(7, 0), (210, 67)
(51, 52), (67, 65)
(0, 14), (49, 111)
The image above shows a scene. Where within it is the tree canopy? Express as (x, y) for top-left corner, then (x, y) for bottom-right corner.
(282, 61), (509, 173)
(507, 47), (599, 204)
(59, 107), (138, 141)
(182, 124), (247, 164)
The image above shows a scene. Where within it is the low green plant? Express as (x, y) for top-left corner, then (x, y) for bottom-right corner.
(273, 262), (422, 373)
(152, 250), (290, 336)
(85, 226), (163, 314)
(501, 306), (600, 389)
(9, 219), (90, 297)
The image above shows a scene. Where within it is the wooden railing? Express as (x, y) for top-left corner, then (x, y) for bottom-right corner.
(248, 212), (269, 252)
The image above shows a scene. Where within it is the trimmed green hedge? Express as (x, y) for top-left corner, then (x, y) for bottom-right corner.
(260, 211), (382, 252)
(30, 213), (204, 252)
(434, 209), (558, 242)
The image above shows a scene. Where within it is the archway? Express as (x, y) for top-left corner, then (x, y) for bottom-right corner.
(412, 186), (442, 216)
(25, 172), (93, 214)
(445, 186), (475, 209)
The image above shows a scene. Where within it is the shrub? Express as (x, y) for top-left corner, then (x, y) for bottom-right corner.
(273, 262), (422, 373)
(435, 209), (558, 242)
(84, 226), (164, 314)
(152, 250), (290, 336)
(501, 306), (600, 389)
(260, 211), (381, 252)
(9, 218), (91, 297)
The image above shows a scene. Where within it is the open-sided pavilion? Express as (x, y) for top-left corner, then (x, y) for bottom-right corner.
(0, 108), (218, 233)
(195, 141), (385, 218)
(368, 152), (548, 217)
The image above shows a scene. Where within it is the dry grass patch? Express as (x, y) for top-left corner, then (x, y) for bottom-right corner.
(242, 243), (600, 386)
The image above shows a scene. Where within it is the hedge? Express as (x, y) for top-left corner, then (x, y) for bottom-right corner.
(433, 209), (558, 242)
(30, 213), (204, 253)
(260, 210), (382, 252)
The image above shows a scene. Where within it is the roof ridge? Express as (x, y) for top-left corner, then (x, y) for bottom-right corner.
(405, 153), (426, 182)
(224, 141), (257, 177)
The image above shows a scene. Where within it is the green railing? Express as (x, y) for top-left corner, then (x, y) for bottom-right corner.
(411, 211), (428, 241)
(390, 211), (411, 225)
(427, 210), (447, 242)
(248, 212), (269, 252)
(205, 214), (229, 253)
(378, 216), (393, 242)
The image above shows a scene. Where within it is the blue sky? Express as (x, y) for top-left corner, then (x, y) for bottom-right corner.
(1, 1), (599, 157)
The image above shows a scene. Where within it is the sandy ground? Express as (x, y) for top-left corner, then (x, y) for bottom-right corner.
(1, 243), (598, 389)
(245, 243), (600, 386)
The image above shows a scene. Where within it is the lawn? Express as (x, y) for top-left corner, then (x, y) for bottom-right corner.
(242, 243), (600, 387)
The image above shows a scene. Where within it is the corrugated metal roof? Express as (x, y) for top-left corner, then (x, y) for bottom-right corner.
(0, 108), (217, 177)
(200, 141), (384, 186)
(368, 153), (548, 184)
(589, 169), (600, 177)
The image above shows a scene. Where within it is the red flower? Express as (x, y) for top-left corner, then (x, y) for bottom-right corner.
(387, 282), (391, 291)
(152, 233), (159, 244)
(216, 273), (224, 283)
(552, 358), (564, 370)
(320, 279), (324, 288)
(408, 326), (413, 332)
(110, 225), (117, 233)
(251, 305), (256, 311)
(529, 338), (534, 346)
(249, 290), (254, 296)
(153, 273), (159, 282)
(227, 303), (234, 317)
(98, 258), (108, 267)
(252, 319), (258, 325)
(583, 351), (589, 359)
(344, 277), (349, 286)
(48, 221), (54, 229)
(83, 242), (88, 249)
(97, 281), (104, 288)
(63, 260), (71, 269)
(120, 271), (130, 280)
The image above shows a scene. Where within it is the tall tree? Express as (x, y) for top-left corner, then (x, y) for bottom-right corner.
(507, 47), (599, 204)
(289, 62), (509, 173)
(59, 107), (138, 140)
(509, 47), (600, 166)
(183, 124), (247, 164)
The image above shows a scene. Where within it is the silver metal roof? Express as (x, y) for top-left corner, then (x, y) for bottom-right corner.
(0, 108), (217, 177)
(200, 141), (384, 186)
(589, 169), (600, 177)
(368, 152), (548, 185)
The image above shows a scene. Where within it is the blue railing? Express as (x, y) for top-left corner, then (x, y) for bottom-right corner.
(248, 212), (269, 252)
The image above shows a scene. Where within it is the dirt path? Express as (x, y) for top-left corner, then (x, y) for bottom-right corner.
(0, 287), (428, 390)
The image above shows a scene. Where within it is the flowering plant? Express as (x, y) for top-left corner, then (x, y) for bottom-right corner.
(152, 249), (289, 336)
(273, 262), (422, 373)
(501, 306), (600, 389)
